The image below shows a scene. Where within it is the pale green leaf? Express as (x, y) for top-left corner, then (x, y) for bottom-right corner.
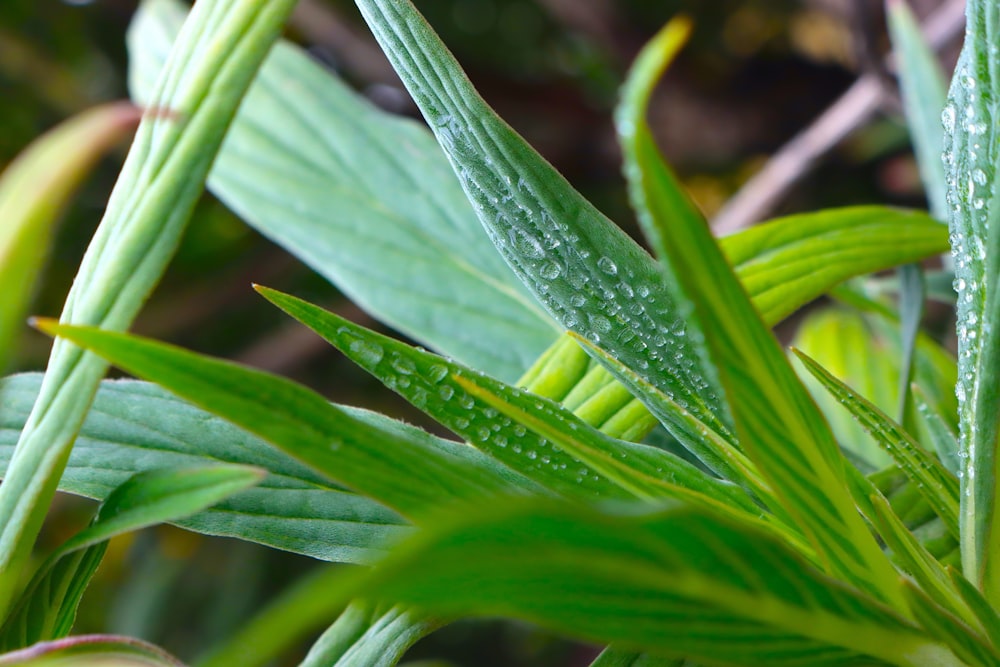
(127, 0), (558, 383)
(886, 0), (949, 220)
(900, 581), (1000, 667)
(353, 0), (736, 471)
(0, 0), (298, 620)
(299, 603), (435, 667)
(33, 321), (531, 521)
(0, 103), (141, 373)
(0, 373), (410, 564)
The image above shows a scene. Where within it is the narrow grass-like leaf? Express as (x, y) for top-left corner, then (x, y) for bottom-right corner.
(948, 567), (1000, 649)
(0, 465), (261, 651)
(257, 286), (627, 501)
(866, 493), (974, 631)
(128, 0), (559, 382)
(0, 373), (410, 564)
(352, 0), (737, 466)
(588, 649), (682, 667)
(450, 376), (764, 516)
(942, 0), (1000, 594)
(340, 501), (959, 667)
(0, 103), (141, 373)
(793, 308), (900, 470)
(914, 385), (961, 476)
(900, 581), (1000, 667)
(896, 265), (925, 430)
(794, 348), (959, 539)
(886, 0), (949, 220)
(720, 206), (947, 325)
(618, 19), (901, 604)
(0, 635), (185, 666)
(0, 0), (298, 621)
(33, 321), (530, 520)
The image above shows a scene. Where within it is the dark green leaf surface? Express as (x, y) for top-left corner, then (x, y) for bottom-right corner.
(942, 0), (1000, 594)
(617, 19), (901, 605)
(32, 321), (532, 520)
(0, 466), (261, 651)
(128, 0), (558, 383)
(794, 349), (960, 539)
(0, 374), (409, 563)
(347, 501), (957, 667)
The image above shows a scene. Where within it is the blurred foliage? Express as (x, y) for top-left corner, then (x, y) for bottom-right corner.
(0, 0), (953, 664)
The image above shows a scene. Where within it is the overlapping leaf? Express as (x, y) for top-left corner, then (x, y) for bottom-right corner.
(616, 19), (901, 604)
(0, 465), (262, 651)
(0, 374), (409, 564)
(128, 0), (559, 383)
(0, 635), (185, 666)
(30, 322), (535, 522)
(942, 0), (1000, 594)
(340, 501), (958, 667)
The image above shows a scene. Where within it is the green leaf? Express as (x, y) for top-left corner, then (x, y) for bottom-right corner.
(793, 308), (901, 470)
(127, 0), (558, 383)
(352, 0), (737, 470)
(900, 580), (1000, 667)
(344, 501), (960, 667)
(0, 635), (185, 666)
(0, 466), (261, 651)
(886, 0), (949, 220)
(948, 567), (1000, 649)
(298, 603), (435, 667)
(0, 373), (410, 564)
(32, 321), (530, 521)
(0, 103), (141, 373)
(617, 19), (902, 605)
(913, 386), (961, 477)
(257, 286), (628, 501)
(0, 0), (298, 621)
(588, 649), (682, 667)
(942, 0), (1000, 595)
(720, 206), (948, 326)
(793, 348), (960, 540)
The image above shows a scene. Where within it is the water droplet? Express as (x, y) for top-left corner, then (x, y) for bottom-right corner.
(390, 355), (416, 375)
(508, 228), (545, 259)
(348, 339), (384, 366)
(942, 104), (956, 132)
(439, 385), (455, 401)
(587, 313), (613, 334)
(540, 262), (563, 280)
(597, 257), (618, 276)
(973, 168), (988, 186)
(427, 364), (449, 383)
(458, 394), (475, 410)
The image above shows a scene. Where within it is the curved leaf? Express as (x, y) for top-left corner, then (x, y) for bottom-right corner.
(617, 18), (901, 606)
(0, 102), (141, 373)
(127, 0), (558, 383)
(0, 374), (409, 564)
(0, 635), (184, 666)
(32, 322), (533, 522)
(346, 501), (960, 667)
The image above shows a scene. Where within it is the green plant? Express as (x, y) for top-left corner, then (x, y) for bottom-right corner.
(0, 0), (994, 664)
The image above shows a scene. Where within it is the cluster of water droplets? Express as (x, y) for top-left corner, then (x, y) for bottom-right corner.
(942, 55), (998, 489)
(333, 324), (614, 494)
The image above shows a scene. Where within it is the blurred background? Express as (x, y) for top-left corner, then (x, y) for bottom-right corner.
(0, 0), (963, 664)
